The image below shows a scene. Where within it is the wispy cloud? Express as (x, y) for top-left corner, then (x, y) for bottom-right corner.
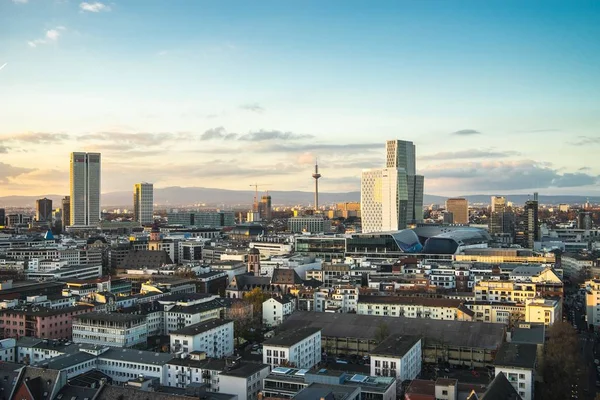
(421, 149), (520, 160)
(569, 136), (600, 146)
(78, 131), (193, 149)
(240, 103), (265, 113)
(256, 142), (382, 153)
(80, 2), (111, 12)
(516, 128), (561, 133)
(579, 166), (591, 171)
(157, 50), (168, 56)
(452, 129), (481, 136)
(238, 130), (313, 141)
(1, 132), (69, 144)
(12, 0), (28, 4)
(200, 127), (238, 141)
(0, 63), (6, 72)
(0, 162), (35, 184)
(0, 146), (9, 154)
(28, 26), (66, 48)
(422, 160), (599, 190)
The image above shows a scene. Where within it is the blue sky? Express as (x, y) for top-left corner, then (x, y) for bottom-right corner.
(1, 0), (599, 197)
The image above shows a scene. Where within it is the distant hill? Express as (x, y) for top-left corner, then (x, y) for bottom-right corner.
(0, 187), (597, 208)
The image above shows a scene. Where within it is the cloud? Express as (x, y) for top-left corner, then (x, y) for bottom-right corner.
(238, 130), (314, 142)
(0, 146), (9, 154)
(516, 129), (561, 133)
(452, 129), (481, 136)
(12, 0), (28, 4)
(578, 167), (591, 171)
(421, 149), (520, 161)
(569, 136), (600, 146)
(79, 2), (110, 12)
(28, 26), (65, 48)
(256, 142), (382, 153)
(78, 131), (193, 149)
(200, 127), (238, 141)
(422, 160), (599, 191)
(0, 162), (35, 184)
(240, 103), (265, 113)
(157, 50), (168, 56)
(0, 63), (6, 71)
(1, 132), (69, 144)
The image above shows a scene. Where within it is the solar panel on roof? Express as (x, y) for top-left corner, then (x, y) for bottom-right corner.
(295, 369), (309, 376)
(318, 369), (327, 374)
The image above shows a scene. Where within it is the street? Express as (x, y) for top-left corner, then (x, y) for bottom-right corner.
(566, 289), (597, 400)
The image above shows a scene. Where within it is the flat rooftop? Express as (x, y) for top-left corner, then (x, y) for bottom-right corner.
(370, 334), (421, 358)
(494, 342), (537, 369)
(74, 312), (146, 323)
(170, 319), (232, 336)
(263, 327), (321, 347)
(282, 311), (505, 350)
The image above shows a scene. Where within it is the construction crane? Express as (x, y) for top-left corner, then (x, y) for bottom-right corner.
(249, 183), (272, 211)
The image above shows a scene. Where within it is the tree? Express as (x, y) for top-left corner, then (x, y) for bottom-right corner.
(243, 288), (271, 323)
(542, 321), (583, 400)
(374, 321), (390, 343)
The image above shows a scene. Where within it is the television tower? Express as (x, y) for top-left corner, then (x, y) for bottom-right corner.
(312, 160), (321, 211)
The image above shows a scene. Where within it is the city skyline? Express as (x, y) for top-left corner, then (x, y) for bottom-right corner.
(1, 1), (599, 197)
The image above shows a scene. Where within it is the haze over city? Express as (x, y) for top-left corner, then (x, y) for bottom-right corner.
(1, 0), (599, 198)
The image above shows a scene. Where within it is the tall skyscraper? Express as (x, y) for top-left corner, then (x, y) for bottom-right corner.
(385, 140), (424, 224)
(61, 196), (71, 228)
(361, 139), (424, 233)
(259, 195), (272, 220)
(445, 198), (469, 224)
(70, 152), (101, 227)
(133, 182), (154, 225)
(361, 168), (409, 233)
(36, 198), (53, 224)
(523, 194), (539, 249)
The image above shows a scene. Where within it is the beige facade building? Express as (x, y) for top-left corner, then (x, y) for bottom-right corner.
(445, 198), (469, 224)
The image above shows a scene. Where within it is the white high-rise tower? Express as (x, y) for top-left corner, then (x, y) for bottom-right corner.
(134, 182), (154, 225)
(361, 140), (424, 233)
(70, 152), (101, 226)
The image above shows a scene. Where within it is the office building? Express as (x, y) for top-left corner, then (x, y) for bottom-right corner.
(523, 195), (539, 249)
(361, 140), (424, 233)
(288, 215), (331, 233)
(0, 208), (5, 227)
(70, 152), (101, 226)
(259, 195), (272, 220)
(445, 198), (469, 224)
(361, 168), (408, 232)
(35, 197), (53, 224)
(578, 211), (593, 230)
(61, 196), (70, 228)
(133, 182), (154, 225)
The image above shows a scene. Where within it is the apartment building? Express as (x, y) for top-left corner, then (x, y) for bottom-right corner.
(357, 296), (473, 321)
(169, 319), (234, 358)
(72, 312), (148, 347)
(524, 298), (561, 326)
(159, 293), (227, 334)
(585, 279), (600, 327)
(474, 280), (537, 304)
(370, 334), (422, 382)
(262, 296), (295, 327)
(494, 342), (537, 400)
(0, 305), (92, 339)
(263, 327), (322, 369)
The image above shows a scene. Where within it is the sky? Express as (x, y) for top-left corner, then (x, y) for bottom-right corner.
(1, 0), (599, 197)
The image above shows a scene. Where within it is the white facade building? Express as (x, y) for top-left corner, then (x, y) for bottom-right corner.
(586, 279), (600, 327)
(72, 312), (148, 348)
(96, 347), (171, 384)
(170, 319), (234, 358)
(160, 294), (226, 335)
(134, 182), (154, 225)
(361, 168), (409, 233)
(219, 362), (270, 400)
(262, 296), (295, 327)
(263, 327), (321, 369)
(70, 152), (101, 227)
(494, 342), (537, 400)
(370, 334), (422, 382)
(0, 338), (15, 362)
